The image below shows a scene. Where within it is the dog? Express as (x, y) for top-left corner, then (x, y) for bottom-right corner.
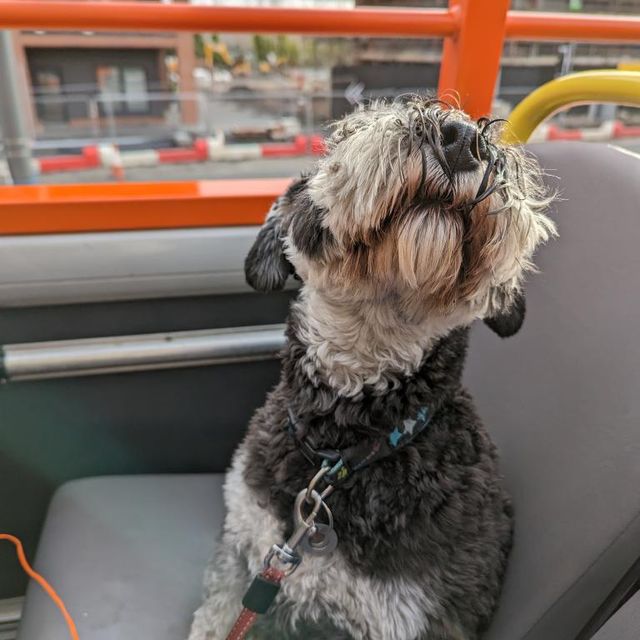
(188, 97), (556, 640)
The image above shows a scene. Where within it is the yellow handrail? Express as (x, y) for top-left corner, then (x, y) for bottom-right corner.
(504, 70), (640, 144)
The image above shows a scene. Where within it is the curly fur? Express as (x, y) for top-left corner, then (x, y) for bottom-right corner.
(189, 97), (556, 640)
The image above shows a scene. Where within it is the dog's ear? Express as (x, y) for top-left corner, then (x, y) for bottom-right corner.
(245, 206), (292, 292)
(286, 174), (334, 261)
(483, 289), (526, 338)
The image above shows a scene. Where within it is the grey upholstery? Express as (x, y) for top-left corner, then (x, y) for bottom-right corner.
(592, 591), (640, 640)
(17, 475), (225, 640)
(17, 143), (640, 640)
(475, 142), (640, 640)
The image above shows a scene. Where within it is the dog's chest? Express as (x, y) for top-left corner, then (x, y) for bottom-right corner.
(224, 446), (437, 640)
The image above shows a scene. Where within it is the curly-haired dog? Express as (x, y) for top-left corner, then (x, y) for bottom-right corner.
(189, 98), (556, 640)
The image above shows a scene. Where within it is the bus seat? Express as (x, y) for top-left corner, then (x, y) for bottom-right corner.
(591, 590), (640, 640)
(17, 142), (640, 640)
(17, 475), (225, 640)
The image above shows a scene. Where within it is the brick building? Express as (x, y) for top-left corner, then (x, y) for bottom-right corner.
(10, 0), (197, 136)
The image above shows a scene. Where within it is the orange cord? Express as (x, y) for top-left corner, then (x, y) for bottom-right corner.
(0, 534), (79, 640)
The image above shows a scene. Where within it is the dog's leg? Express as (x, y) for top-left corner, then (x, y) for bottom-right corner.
(187, 537), (250, 640)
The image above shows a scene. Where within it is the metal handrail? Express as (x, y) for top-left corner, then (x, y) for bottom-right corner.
(2, 0), (640, 226)
(506, 10), (640, 43)
(0, 324), (286, 381)
(0, 2), (456, 37)
(505, 70), (640, 144)
(0, 178), (291, 234)
(0, 2), (639, 43)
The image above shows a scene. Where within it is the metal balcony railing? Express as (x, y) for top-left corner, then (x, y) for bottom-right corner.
(0, 0), (638, 233)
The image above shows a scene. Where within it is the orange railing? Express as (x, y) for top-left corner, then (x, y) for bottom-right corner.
(0, 0), (639, 234)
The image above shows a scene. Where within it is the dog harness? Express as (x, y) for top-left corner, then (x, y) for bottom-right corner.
(287, 405), (433, 485)
(224, 404), (435, 640)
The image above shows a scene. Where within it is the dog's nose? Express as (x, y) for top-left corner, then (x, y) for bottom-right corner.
(441, 121), (485, 173)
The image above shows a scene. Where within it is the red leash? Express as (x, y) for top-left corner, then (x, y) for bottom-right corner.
(224, 566), (285, 640)
(224, 474), (334, 640)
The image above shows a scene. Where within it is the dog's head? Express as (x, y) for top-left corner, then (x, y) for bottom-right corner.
(246, 98), (556, 337)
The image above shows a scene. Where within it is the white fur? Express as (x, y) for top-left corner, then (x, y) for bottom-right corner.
(189, 446), (438, 640)
(292, 287), (479, 397)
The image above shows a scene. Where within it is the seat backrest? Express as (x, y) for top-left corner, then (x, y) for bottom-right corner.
(465, 142), (640, 639)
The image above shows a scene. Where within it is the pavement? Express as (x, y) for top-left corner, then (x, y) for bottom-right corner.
(39, 156), (317, 184)
(37, 138), (640, 185)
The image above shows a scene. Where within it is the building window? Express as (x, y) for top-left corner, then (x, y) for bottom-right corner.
(34, 69), (68, 123)
(122, 67), (149, 113)
(96, 65), (149, 115)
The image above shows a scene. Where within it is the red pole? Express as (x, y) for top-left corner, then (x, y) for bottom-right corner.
(438, 0), (510, 119)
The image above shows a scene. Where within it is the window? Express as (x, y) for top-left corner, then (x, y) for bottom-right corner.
(122, 67), (149, 113)
(34, 69), (68, 123)
(96, 65), (149, 115)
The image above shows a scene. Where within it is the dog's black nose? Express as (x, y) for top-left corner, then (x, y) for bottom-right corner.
(441, 121), (485, 173)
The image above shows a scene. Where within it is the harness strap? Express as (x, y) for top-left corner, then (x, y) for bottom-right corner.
(287, 404), (434, 486)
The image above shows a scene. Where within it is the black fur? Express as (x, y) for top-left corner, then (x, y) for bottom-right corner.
(484, 290), (526, 338)
(245, 176), (334, 291)
(243, 307), (514, 638)
(290, 198), (334, 260)
(285, 176), (334, 260)
(244, 209), (292, 292)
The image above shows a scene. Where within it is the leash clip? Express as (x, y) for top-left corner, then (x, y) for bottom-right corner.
(263, 487), (325, 576)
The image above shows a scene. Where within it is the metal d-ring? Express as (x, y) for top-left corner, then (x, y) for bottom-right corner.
(319, 498), (334, 529)
(295, 488), (324, 530)
(305, 466), (330, 503)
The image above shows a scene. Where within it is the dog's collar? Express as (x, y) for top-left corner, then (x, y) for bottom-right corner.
(286, 405), (434, 486)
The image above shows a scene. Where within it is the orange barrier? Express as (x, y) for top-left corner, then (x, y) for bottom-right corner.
(1, 1), (638, 43)
(438, 0), (509, 128)
(506, 11), (640, 43)
(0, 2), (456, 37)
(1, 0), (640, 234)
(0, 179), (290, 235)
(1, 1), (639, 118)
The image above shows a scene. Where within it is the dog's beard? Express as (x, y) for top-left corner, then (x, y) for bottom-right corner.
(323, 201), (505, 314)
(307, 113), (555, 315)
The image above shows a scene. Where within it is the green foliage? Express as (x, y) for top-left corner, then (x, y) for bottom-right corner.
(194, 34), (205, 59)
(254, 35), (301, 67)
(253, 35), (275, 63)
(301, 38), (353, 67)
(194, 33), (222, 61)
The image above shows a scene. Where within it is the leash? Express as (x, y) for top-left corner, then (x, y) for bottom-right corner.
(225, 476), (333, 640)
(224, 404), (434, 640)
(225, 566), (285, 640)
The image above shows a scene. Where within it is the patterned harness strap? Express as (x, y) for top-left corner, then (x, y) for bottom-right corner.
(287, 404), (434, 486)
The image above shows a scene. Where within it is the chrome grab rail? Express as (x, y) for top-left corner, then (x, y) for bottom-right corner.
(0, 324), (286, 381)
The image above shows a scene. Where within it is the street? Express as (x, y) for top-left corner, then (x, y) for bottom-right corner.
(39, 155), (316, 184)
(39, 138), (640, 185)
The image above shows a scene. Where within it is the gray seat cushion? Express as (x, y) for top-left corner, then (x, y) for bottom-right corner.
(592, 591), (640, 640)
(18, 142), (640, 640)
(17, 475), (225, 640)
